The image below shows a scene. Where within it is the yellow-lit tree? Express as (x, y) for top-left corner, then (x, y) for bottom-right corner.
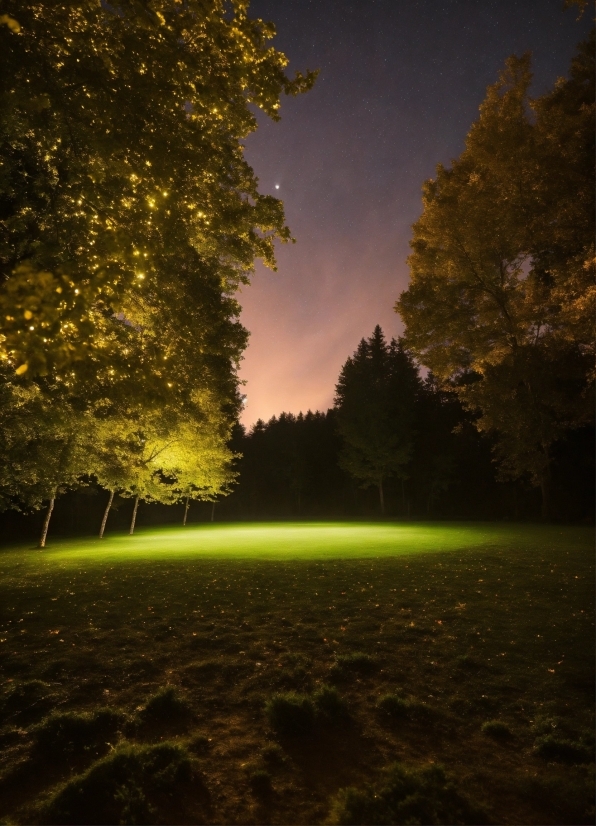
(397, 34), (594, 518)
(0, 1), (315, 381)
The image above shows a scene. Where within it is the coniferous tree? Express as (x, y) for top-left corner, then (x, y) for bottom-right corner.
(334, 327), (421, 514)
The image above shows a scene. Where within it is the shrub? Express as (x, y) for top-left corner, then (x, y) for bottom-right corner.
(517, 772), (596, 825)
(261, 742), (286, 765)
(534, 734), (593, 764)
(481, 720), (512, 740)
(377, 693), (409, 719)
(32, 707), (126, 759)
(265, 693), (315, 736)
(187, 733), (211, 755)
(249, 768), (272, 797)
(313, 685), (349, 721)
(138, 687), (192, 724)
(331, 651), (378, 679)
(328, 762), (488, 825)
(41, 741), (194, 825)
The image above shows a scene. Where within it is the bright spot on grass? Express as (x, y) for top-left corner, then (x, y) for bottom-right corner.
(1, 522), (591, 570)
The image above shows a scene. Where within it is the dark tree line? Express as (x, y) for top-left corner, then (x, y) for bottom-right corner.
(216, 328), (593, 523)
(2, 325), (591, 541)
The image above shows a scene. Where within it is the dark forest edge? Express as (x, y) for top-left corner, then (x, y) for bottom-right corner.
(2, 377), (593, 546)
(0, 8), (593, 545)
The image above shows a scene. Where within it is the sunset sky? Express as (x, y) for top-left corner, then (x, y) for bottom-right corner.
(238, 0), (591, 427)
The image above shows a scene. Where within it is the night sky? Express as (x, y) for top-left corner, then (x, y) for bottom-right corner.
(238, 0), (591, 427)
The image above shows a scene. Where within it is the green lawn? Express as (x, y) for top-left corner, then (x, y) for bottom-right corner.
(0, 522), (593, 824)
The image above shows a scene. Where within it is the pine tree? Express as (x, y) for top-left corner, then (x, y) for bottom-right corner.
(334, 327), (421, 514)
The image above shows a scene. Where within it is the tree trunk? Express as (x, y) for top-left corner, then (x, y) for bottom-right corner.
(99, 490), (115, 539)
(210, 500), (216, 522)
(540, 473), (550, 521)
(183, 496), (189, 526)
(39, 495), (56, 548)
(379, 479), (385, 515)
(129, 495), (139, 535)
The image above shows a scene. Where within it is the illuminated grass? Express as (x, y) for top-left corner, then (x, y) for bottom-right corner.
(0, 522), (593, 824)
(0, 520), (591, 567)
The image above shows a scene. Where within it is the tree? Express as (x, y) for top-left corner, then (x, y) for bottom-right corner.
(334, 327), (421, 514)
(0, 1), (316, 381)
(91, 388), (235, 536)
(0, 370), (93, 546)
(396, 36), (594, 518)
(0, 2), (316, 537)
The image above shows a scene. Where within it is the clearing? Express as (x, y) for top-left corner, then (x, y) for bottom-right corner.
(0, 522), (593, 824)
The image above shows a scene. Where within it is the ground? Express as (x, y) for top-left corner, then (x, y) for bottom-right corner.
(0, 522), (593, 825)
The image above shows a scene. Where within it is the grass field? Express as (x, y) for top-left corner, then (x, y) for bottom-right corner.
(0, 522), (593, 824)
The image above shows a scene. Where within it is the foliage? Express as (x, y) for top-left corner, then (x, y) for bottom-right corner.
(534, 734), (593, 764)
(0, 0), (315, 380)
(218, 381), (592, 524)
(312, 684), (349, 721)
(0, 0), (316, 537)
(377, 694), (409, 719)
(230, 411), (350, 517)
(248, 768), (273, 796)
(41, 741), (194, 825)
(331, 651), (378, 678)
(396, 35), (595, 516)
(265, 692), (316, 736)
(334, 327), (421, 512)
(32, 708), (126, 760)
(481, 720), (512, 740)
(138, 686), (193, 724)
(328, 762), (488, 825)
(0, 369), (93, 513)
(0, 679), (54, 726)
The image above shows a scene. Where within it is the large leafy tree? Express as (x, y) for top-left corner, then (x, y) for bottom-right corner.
(397, 35), (594, 518)
(0, 2), (315, 534)
(334, 327), (421, 514)
(0, 1), (315, 382)
(0, 369), (95, 546)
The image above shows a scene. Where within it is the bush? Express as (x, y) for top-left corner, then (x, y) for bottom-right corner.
(328, 762), (488, 825)
(249, 768), (272, 797)
(377, 694), (409, 719)
(138, 687), (192, 724)
(261, 742), (286, 765)
(313, 685), (349, 721)
(41, 741), (194, 825)
(517, 772), (596, 825)
(187, 733), (211, 755)
(331, 652), (377, 678)
(481, 720), (512, 740)
(534, 734), (593, 764)
(32, 707), (126, 759)
(265, 693), (315, 736)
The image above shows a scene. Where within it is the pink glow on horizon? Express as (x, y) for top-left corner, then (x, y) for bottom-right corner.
(237, 235), (406, 428)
